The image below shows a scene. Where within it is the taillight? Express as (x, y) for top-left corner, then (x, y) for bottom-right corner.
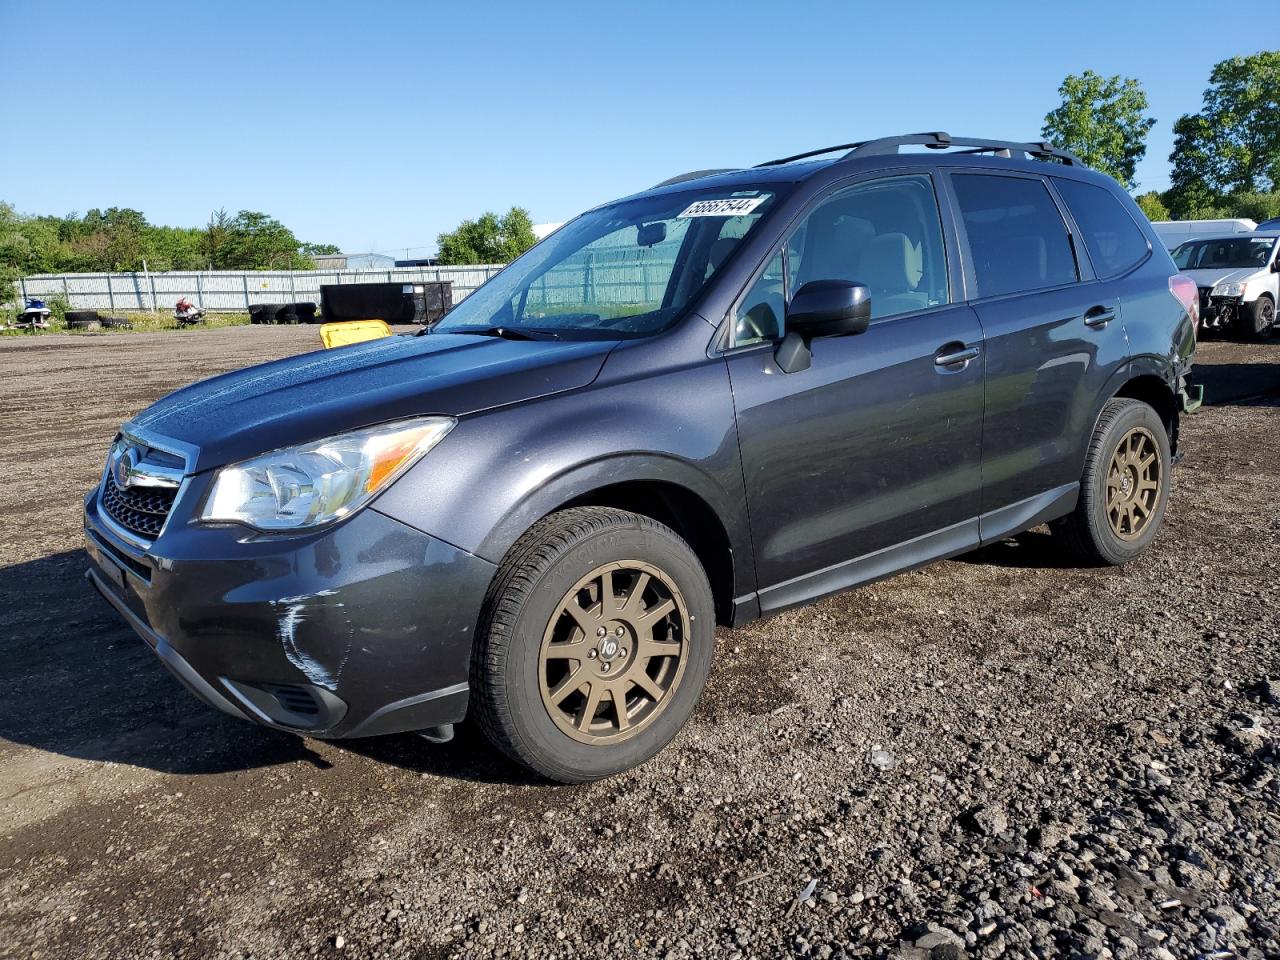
(1169, 274), (1199, 334)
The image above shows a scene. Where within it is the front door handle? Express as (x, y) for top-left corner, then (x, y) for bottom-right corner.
(1083, 305), (1116, 327)
(934, 344), (980, 367)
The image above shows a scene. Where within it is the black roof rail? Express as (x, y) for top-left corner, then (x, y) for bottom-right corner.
(757, 132), (1080, 167)
(652, 168), (738, 188)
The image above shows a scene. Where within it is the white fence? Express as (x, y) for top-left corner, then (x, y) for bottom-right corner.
(12, 265), (507, 313)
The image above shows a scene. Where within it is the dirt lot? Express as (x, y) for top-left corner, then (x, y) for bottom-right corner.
(1, 328), (1278, 960)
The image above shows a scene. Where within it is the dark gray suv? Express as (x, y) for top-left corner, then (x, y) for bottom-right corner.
(85, 133), (1199, 783)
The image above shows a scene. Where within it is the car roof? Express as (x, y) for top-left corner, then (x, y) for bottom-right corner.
(633, 153), (1112, 205)
(1176, 232), (1280, 243)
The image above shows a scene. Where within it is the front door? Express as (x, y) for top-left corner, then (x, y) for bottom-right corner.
(725, 173), (985, 613)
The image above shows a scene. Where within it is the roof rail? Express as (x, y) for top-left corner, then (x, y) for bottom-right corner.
(757, 132), (1080, 168)
(652, 168), (738, 188)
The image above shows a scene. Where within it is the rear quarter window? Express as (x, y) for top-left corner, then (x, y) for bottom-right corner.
(1054, 178), (1150, 278)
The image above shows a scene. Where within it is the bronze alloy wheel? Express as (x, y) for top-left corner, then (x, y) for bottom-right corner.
(538, 560), (690, 745)
(1105, 427), (1162, 541)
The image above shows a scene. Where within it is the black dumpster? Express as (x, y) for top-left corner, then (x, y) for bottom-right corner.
(319, 281), (452, 326)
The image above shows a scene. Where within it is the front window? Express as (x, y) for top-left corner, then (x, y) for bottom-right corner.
(433, 186), (785, 339)
(1173, 237), (1276, 270)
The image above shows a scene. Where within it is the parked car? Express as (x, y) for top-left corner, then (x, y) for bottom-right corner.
(1152, 218), (1257, 251)
(1172, 233), (1279, 338)
(1256, 217), (1280, 232)
(84, 133), (1198, 783)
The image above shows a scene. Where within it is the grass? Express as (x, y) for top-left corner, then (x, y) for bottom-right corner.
(0, 311), (252, 336)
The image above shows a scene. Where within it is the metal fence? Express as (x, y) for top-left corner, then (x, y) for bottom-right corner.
(12, 244), (687, 317)
(11, 265), (508, 313)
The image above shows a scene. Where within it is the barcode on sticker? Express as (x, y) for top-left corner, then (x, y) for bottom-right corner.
(677, 196), (767, 218)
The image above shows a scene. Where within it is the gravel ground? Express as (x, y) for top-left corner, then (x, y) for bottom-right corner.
(0, 328), (1277, 960)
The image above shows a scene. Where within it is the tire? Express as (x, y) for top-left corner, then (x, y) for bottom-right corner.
(471, 507), (715, 783)
(277, 310), (300, 325)
(1243, 295), (1275, 341)
(1052, 398), (1172, 566)
(65, 310), (99, 325)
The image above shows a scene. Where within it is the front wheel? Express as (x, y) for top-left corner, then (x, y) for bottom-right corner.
(471, 507), (715, 783)
(1052, 398), (1172, 566)
(1243, 295), (1275, 341)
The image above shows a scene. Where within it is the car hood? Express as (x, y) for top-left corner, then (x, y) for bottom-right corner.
(127, 333), (617, 472)
(1184, 267), (1263, 287)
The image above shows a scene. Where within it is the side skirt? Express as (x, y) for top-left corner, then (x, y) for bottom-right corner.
(745, 482), (1080, 620)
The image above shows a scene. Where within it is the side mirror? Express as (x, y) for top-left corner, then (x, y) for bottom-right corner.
(787, 280), (872, 338)
(774, 280), (871, 374)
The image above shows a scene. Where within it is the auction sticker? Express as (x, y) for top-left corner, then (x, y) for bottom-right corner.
(677, 196), (767, 218)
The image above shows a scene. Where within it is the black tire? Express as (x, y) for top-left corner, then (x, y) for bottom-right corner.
(101, 316), (132, 329)
(471, 507), (715, 783)
(1052, 398), (1172, 566)
(277, 310), (300, 325)
(66, 318), (101, 330)
(1243, 295), (1275, 341)
(65, 310), (99, 325)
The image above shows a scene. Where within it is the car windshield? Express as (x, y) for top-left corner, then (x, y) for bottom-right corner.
(1173, 237), (1276, 270)
(432, 185), (785, 339)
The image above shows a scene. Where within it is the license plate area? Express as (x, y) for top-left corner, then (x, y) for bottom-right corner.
(88, 540), (127, 591)
(85, 528), (149, 590)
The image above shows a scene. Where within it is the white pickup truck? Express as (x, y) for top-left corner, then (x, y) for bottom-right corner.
(1172, 232), (1279, 339)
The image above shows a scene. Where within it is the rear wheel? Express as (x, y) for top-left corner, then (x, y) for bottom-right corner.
(1052, 398), (1171, 566)
(471, 507), (714, 783)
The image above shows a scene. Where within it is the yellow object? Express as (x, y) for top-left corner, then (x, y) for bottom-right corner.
(320, 319), (392, 349)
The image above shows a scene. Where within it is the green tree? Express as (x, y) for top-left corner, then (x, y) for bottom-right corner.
(1134, 191), (1170, 222)
(437, 206), (538, 265)
(1042, 70), (1156, 188)
(1168, 51), (1280, 215)
(219, 211), (308, 269)
(301, 241), (341, 256)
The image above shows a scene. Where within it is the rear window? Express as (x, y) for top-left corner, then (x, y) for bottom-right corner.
(952, 174), (1079, 299)
(1055, 178), (1149, 277)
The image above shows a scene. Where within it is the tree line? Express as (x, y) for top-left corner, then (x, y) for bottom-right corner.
(0, 203), (339, 289)
(1042, 50), (1279, 223)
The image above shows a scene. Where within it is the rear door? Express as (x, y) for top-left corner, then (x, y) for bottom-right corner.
(945, 171), (1130, 532)
(725, 172), (986, 611)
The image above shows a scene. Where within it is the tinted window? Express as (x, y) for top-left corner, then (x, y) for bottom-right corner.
(952, 174), (1078, 298)
(785, 174), (949, 320)
(1055, 178), (1149, 277)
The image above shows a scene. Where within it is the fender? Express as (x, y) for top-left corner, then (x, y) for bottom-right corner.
(373, 346), (758, 601)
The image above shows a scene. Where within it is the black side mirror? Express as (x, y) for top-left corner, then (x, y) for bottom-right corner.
(774, 280), (871, 374)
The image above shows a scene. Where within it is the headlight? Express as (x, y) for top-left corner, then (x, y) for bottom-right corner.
(1214, 281), (1244, 297)
(200, 416), (455, 531)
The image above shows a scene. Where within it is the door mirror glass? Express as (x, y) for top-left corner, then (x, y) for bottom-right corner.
(786, 280), (872, 338)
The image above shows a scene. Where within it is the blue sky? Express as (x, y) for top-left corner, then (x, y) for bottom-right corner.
(0, 0), (1259, 256)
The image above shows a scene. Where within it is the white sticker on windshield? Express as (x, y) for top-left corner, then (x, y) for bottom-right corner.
(676, 196), (767, 218)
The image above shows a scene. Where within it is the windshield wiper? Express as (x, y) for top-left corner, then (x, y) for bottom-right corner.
(438, 326), (562, 341)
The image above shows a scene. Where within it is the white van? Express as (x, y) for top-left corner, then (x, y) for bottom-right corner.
(1152, 218), (1257, 251)
(1171, 232), (1279, 338)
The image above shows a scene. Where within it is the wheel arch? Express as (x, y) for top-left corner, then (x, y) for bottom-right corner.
(1110, 366), (1179, 456)
(473, 456), (750, 628)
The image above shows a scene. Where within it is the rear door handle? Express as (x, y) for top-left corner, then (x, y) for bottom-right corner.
(934, 344), (980, 367)
(1083, 305), (1116, 328)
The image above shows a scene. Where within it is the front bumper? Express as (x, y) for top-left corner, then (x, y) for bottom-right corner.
(84, 490), (495, 738)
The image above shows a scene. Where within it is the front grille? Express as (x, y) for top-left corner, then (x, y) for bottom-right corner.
(101, 477), (177, 539)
